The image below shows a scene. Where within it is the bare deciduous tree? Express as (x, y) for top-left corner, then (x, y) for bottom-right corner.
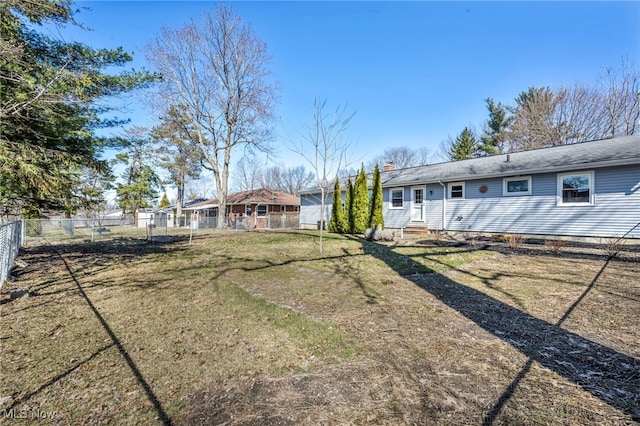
(598, 60), (640, 138)
(289, 98), (356, 254)
(185, 175), (217, 200)
(145, 5), (276, 227)
(505, 60), (639, 151)
(259, 165), (314, 195)
(366, 146), (432, 171)
(232, 155), (264, 192)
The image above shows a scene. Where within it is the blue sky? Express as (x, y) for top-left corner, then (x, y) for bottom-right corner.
(54, 1), (639, 173)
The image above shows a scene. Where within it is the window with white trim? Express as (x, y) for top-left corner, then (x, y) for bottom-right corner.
(390, 188), (404, 208)
(503, 176), (532, 196)
(558, 171), (594, 205)
(257, 205), (268, 216)
(448, 182), (465, 199)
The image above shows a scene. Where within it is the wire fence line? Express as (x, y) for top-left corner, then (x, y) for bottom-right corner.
(0, 221), (23, 289)
(16, 214), (300, 244)
(1, 213), (300, 288)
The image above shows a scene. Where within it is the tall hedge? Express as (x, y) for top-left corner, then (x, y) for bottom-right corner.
(351, 165), (369, 233)
(345, 178), (354, 233)
(328, 179), (347, 233)
(368, 164), (384, 229)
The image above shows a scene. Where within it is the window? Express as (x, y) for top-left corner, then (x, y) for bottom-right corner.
(448, 182), (465, 199)
(390, 188), (404, 208)
(280, 205), (286, 213)
(558, 171), (594, 205)
(503, 176), (532, 196)
(257, 205), (268, 216)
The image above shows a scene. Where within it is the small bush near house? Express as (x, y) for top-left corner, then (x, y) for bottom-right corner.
(431, 229), (444, 241)
(544, 239), (566, 253)
(599, 237), (623, 258)
(503, 233), (524, 250)
(464, 232), (479, 246)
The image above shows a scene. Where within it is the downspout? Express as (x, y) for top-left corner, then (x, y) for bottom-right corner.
(438, 181), (446, 231)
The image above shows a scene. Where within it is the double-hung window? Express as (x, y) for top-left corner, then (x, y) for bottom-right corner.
(448, 182), (465, 199)
(257, 205), (268, 216)
(390, 188), (404, 209)
(558, 171), (594, 205)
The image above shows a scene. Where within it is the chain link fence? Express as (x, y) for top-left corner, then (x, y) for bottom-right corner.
(17, 213), (300, 245)
(1, 221), (23, 288)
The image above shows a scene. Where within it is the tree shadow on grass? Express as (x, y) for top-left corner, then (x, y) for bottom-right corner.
(55, 246), (174, 425)
(356, 237), (640, 423)
(4, 239), (176, 425)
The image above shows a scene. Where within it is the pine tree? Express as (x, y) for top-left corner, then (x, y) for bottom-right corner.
(449, 127), (479, 160)
(0, 1), (158, 217)
(368, 164), (384, 229)
(479, 98), (512, 156)
(328, 179), (346, 233)
(351, 166), (369, 233)
(159, 193), (171, 208)
(345, 178), (354, 233)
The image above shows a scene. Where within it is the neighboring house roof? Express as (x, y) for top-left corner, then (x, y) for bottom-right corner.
(157, 198), (209, 212)
(188, 189), (300, 210)
(299, 135), (640, 194)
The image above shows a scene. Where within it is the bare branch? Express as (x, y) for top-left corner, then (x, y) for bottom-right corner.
(145, 5), (276, 227)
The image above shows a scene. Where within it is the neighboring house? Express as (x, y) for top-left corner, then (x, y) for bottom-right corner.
(188, 188), (300, 229)
(299, 135), (640, 239)
(156, 198), (208, 227)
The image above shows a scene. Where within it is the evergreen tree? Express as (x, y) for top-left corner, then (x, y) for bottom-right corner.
(116, 166), (161, 216)
(479, 98), (512, 156)
(345, 178), (354, 233)
(159, 193), (171, 208)
(0, 1), (157, 217)
(449, 127), (479, 160)
(351, 166), (369, 233)
(328, 179), (347, 233)
(113, 128), (162, 217)
(151, 105), (201, 222)
(368, 164), (384, 229)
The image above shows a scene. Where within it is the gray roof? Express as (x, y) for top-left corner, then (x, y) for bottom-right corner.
(384, 135), (640, 187)
(299, 135), (640, 194)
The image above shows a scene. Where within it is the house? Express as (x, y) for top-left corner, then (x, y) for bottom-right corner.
(187, 188), (301, 229)
(299, 135), (640, 239)
(155, 198), (208, 227)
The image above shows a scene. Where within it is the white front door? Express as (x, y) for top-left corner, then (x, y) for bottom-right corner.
(411, 187), (425, 222)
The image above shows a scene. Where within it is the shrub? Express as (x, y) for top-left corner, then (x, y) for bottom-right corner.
(544, 239), (566, 253)
(504, 233), (524, 250)
(599, 237), (623, 258)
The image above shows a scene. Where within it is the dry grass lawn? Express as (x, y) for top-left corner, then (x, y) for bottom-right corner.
(1, 230), (638, 425)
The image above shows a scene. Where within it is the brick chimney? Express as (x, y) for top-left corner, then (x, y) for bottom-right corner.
(383, 162), (395, 172)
